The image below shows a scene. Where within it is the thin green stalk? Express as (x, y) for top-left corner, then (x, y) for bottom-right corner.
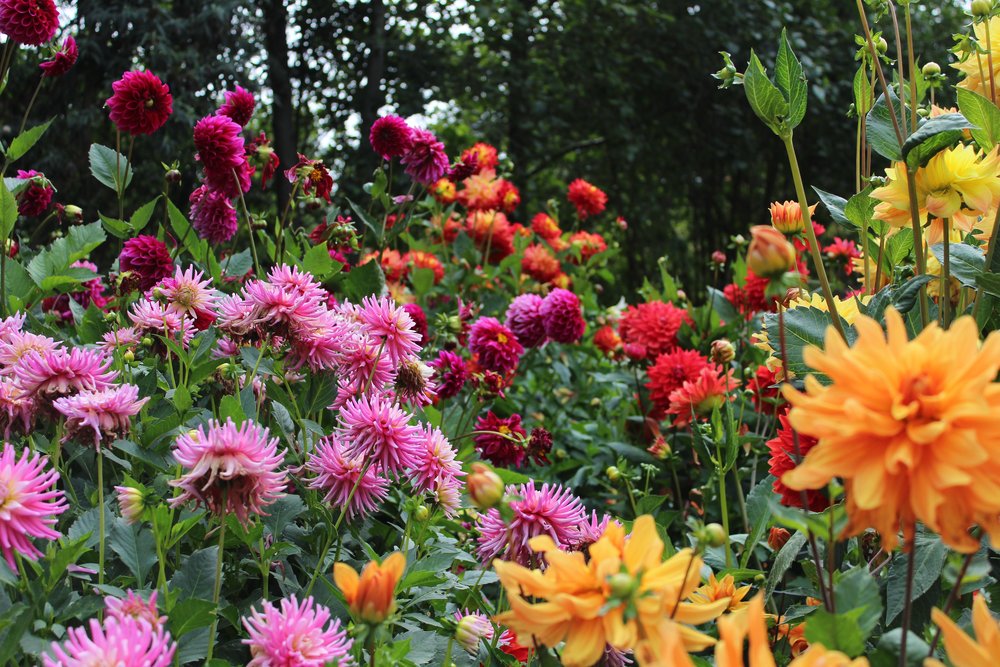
(715, 440), (733, 569)
(206, 519), (227, 662)
(985, 17), (998, 105)
(152, 514), (167, 590)
(942, 217), (951, 328)
(899, 536), (917, 667)
(905, 169), (930, 327)
(904, 3), (918, 133)
(234, 169), (262, 275)
(855, 0), (907, 148)
(621, 476), (639, 519)
(16, 77), (43, 137)
(440, 637), (455, 667)
(97, 451), (105, 587)
(887, 2), (908, 131)
(260, 536), (270, 600)
(927, 549), (977, 655)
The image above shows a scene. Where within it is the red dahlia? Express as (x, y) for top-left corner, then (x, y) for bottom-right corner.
(473, 411), (528, 468)
(566, 178), (607, 219)
(39, 35), (77, 78)
(645, 349), (710, 418)
(194, 114), (246, 193)
(767, 414), (828, 512)
(216, 85), (255, 127)
(0, 0), (58, 45)
(106, 70), (173, 136)
(618, 300), (692, 360)
(14, 170), (53, 217)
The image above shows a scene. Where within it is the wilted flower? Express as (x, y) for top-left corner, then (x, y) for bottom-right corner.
(14, 170), (53, 217)
(40, 36), (78, 77)
(285, 154), (334, 202)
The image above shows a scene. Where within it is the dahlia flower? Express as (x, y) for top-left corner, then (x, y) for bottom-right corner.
(217, 85), (255, 127)
(746, 225), (796, 278)
(593, 325), (622, 356)
(688, 573), (751, 613)
(285, 154), (334, 202)
(574, 510), (615, 550)
(429, 350), (468, 399)
(566, 178), (607, 219)
(357, 295), (421, 364)
(0, 0), (58, 45)
(468, 316), (523, 375)
(250, 132), (281, 188)
(114, 485), (147, 525)
(410, 424), (463, 500)
(14, 170), (53, 217)
(477, 481), (586, 565)
(473, 411), (528, 468)
(369, 115), (414, 160)
(618, 301), (691, 360)
(0, 313), (25, 339)
(568, 230), (607, 262)
(0, 378), (32, 438)
(954, 16), (1000, 99)
(0, 443), (67, 569)
(782, 309), (1000, 553)
(458, 170), (502, 211)
(168, 418), (287, 526)
(53, 384), (148, 448)
(466, 210), (515, 261)
(14, 347), (117, 400)
(520, 244), (561, 285)
(766, 415), (828, 512)
(194, 114), (246, 194)
(155, 265), (218, 329)
(505, 293), (547, 348)
(454, 610), (494, 654)
(540, 288), (585, 344)
(243, 595), (353, 667)
(400, 128), (449, 184)
(769, 200), (816, 235)
(646, 349), (710, 418)
(666, 365), (739, 427)
(498, 179), (520, 213)
(334, 551), (406, 624)
(128, 299), (196, 349)
(393, 359), (437, 406)
(461, 143), (499, 173)
(332, 336), (396, 402)
(243, 280), (326, 337)
(40, 35), (77, 77)
(401, 302), (428, 344)
(106, 70), (173, 136)
(746, 365), (783, 415)
(429, 178), (457, 204)
(0, 330), (60, 369)
(494, 515), (724, 667)
(531, 212), (562, 241)
(105, 590), (165, 627)
(337, 392), (421, 473)
(119, 235), (174, 292)
(189, 185), (238, 244)
(929, 594), (1000, 667)
(305, 437), (389, 522)
(43, 615), (177, 667)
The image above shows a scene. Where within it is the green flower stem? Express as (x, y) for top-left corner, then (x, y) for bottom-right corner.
(905, 170), (930, 327)
(151, 514), (167, 591)
(781, 134), (847, 342)
(904, 4), (919, 134)
(942, 217), (951, 328)
(234, 169), (262, 275)
(97, 451), (105, 587)
(898, 535), (917, 667)
(206, 518), (227, 663)
(714, 440), (733, 570)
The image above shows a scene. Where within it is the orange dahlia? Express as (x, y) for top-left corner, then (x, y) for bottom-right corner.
(531, 212), (562, 241)
(521, 244), (561, 284)
(568, 230), (608, 262)
(458, 170), (502, 210)
(403, 250), (444, 284)
(782, 308), (1000, 552)
(466, 210), (515, 262)
(928, 594), (1000, 667)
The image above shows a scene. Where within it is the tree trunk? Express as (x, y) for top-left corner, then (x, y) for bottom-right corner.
(263, 0), (296, 214)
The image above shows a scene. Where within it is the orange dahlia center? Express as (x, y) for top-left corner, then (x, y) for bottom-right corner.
(893, 372), (938, 422)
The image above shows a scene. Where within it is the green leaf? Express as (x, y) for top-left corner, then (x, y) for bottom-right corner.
(262, 494), (305, 539)
(171, 547), (220, 600)
(743, 51), (788, 133)
(760, 306), (855, 376)
(5, 118), (54, 163)
(109, 518), (156, 586)
(867, 91), (905, 161)
(804, 608), (867, 656)
(130, 196), (160, 233)
(218, 394), (245, 424)
(303, 242), (336, 278)
(845, 186), (878, 232)
(928, 242), (985, 287)
(813, 188), (850, 227)
(410, 266), (436, 296)
(885, 532), (947, 624)
(0, 177), (16, 241)
(706, 286), (740, 326)
(343, 259), (385, 300)
(833, 567), (882, 640)
(957, 87), (1000, 151)
(875, 629), (931, 666)
(45, 534), (91, 588)
(886, 227), (914, 266)
(902, 114), (974, 168)
(347, 198), (383, 246)
(775, 29), (807, 129)
(764, 530), (806, 601)
(89, 143), (133, 193)
(854, 65), (874, 115)
(740, 475), (775, 569)
(168, 598), (217, 638)
(976, 271), (1000, 298)
(100, 213), (132, 239)
(223, 249), (253, 278)
(891, 274), (935, 313)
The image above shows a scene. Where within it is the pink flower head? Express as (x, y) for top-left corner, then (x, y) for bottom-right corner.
(53, 384), (149, 448)
(477, 481), (586, 566)
(243, 595), (353, 667)
(155, 265), (218, 329)
(0, 379), (33, 438)
(106, 70), (173, 136)
(305, 436), (389, 522)
(119, 235), (174, 292)
(393, 359), (437, 407)
(0, 443), (67, 569)
(243, 280), (326, 336)
(574, 510), (617, 550)
(168, 418), (287, 525)
(39, 35), (77, 77)
(14, 347), (117, 400)
(0, 313), (25, 340)
(14, 169), (53, 217)
(43, 615), (177, 667)
(468, 316), (523, 375)
(332, 335), (396, 403)
(99, 327), (141, 353)
(0, 0), (58, 45)
(369, 114), (414, 160)
(194, 115), (247, 195)
(114, 485), (147, 525)
(454, 609), (494, 654)
(129, 298), (196, 349)
(429, 350), (467, 400)
(337, 392), (421, 473)
(357, 295), (421, 365)
(505, 293), (547, 348)
(267, 264), (328, 304)
(473, 411), (528, 468)
(105, 590), (166, 627)
(0, 329), (60, 370)
(217, 85), (255, 127)
(400, 128), (449, 184)
(410, 425), (464, 510)
(189, 185), (238, 245)
(540, 288), (585, 344)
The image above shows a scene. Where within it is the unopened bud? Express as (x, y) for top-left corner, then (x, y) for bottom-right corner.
(141, 337), (153, 348)
(711, 339), (735, 365)
(702, 523), (727, 548)
(875, 37), (888, 54)
(972, 0), (993, 18)
(768, 527), (792, 551)
(747, 225), (796, 279)
(467, 462), (504, 510)
(414, 505), (430, 522)
(711, 250), (726, 265)
(63, 204), (83, 222)
(123, 350), (135, 363)
(165, 169), (182, 184)
(607, 572), (636, 598)
(606, 466), (621, 482)
(922, 61), (941, 77)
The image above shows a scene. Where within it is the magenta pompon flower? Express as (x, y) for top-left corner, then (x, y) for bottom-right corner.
(540, 288), (585, 344)
(468, 316), (523, 375)
(336, 392), (421, 473)
(242, 595), (353, 667)
(0, 0), (58, 45)
(119, 235), (174, 292)
(305, 436), (389, 522)
(428, 350), (468, 400)
(216, 85), (255, 127)
(505, 293), (547, 348)
(106, 70), (173, 136)
(0, 442), (67, 570)
(193, 114), (247, 196)
(369, 114), (414, 160)
(53, 384), (149, 448)
(43, 615), (177, 667)
(189, 185), (238, 245)
(400, 128), (449, 184)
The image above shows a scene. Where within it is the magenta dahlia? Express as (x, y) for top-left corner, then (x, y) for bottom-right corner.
(39, 35), (77, 77)
(193, 114), (246, 194)
(0, 442), (67, 569)
(540, 288), (584, 344)
(369, 114), (414, 160)
(468, 316), (523, 375)
(336, 392), (421, 473)
(428, 350), (468, 399)
(0, 0), (58, 45)
(473, 411), (527, 468)
(106, 70), (173, 136)
(243, 595), (353, 667)
(401, 302), (428, 345)
(14, 170), (53, 217)
(189, 185), (237, 244)
(217, 85), (255, 127)
(400, 128), (449, 184)
(477, 481), (586, 565)
(504, 293), (547, 348)
(305, 436), (389, 522)
(43, 615), (177, 667)
(119, 235), (174, 292)
(53, 383), (148, 448)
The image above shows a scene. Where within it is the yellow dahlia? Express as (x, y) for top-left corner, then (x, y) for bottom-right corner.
(928, 595), (1000, 667)
(782, 308), (1000, 552)
(922, 145), (1000, 219)
(493, 515), (727, 667)
(953, 16), (1000, 101)
(872, 162), (924, 229)
(689, 573), (752, 613)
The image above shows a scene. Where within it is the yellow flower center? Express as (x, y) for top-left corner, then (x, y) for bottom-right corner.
(496, 333), (508, 344)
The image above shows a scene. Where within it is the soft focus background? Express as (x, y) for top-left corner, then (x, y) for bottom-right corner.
(1, 0), (964, 296)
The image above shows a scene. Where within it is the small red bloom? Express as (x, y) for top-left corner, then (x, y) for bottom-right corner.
(285, 154), (334, 202)
(460, 143), (499, 173)
(39, 36), (77, 78)
(824, 237), (862, 275)
(746, 365), (784, 415)
(497, 179), (520, 213)
(618, 301), (692, 360)
(106, 70), (173, 136)
(593, 325), (621, 356)
(531, 212), (562, 241)
(521, 244), (561, 284)
(14, 170), (52, 217)
(568, 230), (607, 262)
(767, 414), (828, 512)
(566, 178), (607, 219)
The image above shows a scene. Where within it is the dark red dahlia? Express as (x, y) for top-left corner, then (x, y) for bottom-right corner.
(474, 411), (527, 468)
(429, 350), (468, 399)
(401, 129), (449, 184)
(401, 303), (428, 345)
(216, 85), (255, 127)
(14, 170), (52, 217)
(194, 115), (246, 193)
(249, 133), (280, 189)
(39, 35), (77, 78)
(119, 235), (173, 292)
(767, 415), (828, 512)
(526, 427), (552, 464)
(540, 288), (585, 344)
(285, 154), (334, 202)
(0, 0), (58, 45)
(106, 70), (173, 136)
(505, 294), (547, 349)
(747, 365), (784, 416)
(369, 115), (414, 160)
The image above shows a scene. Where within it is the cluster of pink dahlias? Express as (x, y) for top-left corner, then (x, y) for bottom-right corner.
(503, 288), (585, 349)
(369, 114), (449, 184)
(123, 264), (219, 351)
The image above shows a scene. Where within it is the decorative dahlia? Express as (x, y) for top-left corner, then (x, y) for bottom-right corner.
(188, 185), (238, 244)
(477, 481), (586, 565)
(930, 594), (1000, 667)
(119, 235), (173, 292)
(461, 143), (499, 173)
(14, 170), (53, 217)
(782, 309), (1000, 553)
(114, 485), (147, 525)
(357, 295), (421, 364)
(618, 300), (692, 360)
(505, 294), (547, 348)
(53, 384), (148, 448)
(746, 365), (784, 415)
(568, 231), (607, 262)
(0, 443), (66, 569)
(466, 210), (515, 262)
(0, 0), (58, 45)
(823, 237), (861, 275)
(403, 250), (445, 285)
(285, 154), (334, 202)
(767, 415), (827, 512)
(400, 128), (449, 184)
(531, 212), (562, 241)
(39, 35), (77, 77)
(566, 178), (608, 219)
(105, 590), (165, 627)
(540, 288), (585, 344)
(430, 178), (457, 204)
(458, 171), (502, 211)
(411, 425), (463, 505)
(429, 350), (468, 399)
(43, 616), (177, 667)
(217, 85), (255, 127)
(194, 114), (246, 193)
(593, 325), (622, 356)
(468, 316), (523, 375)
(306, 437), (388, 522)
(497, 179), (520, 213)
(474, 411), (528, 468)
(646, 349), (710, 418)
(243, 595), (353, 667)
(155, 265), (219, 329)
(666, 365), (739, 427)
(401, 302), (428, 345)
(393, 359), (436, 406)
(369, 114), (414, 160)
(337, 392), (421, 473)
(0, 378), (33, 438)
(106, 70), (173, 136)
(168, 418), (287, 526)
(0, 330), (59, 369)
(521, 244), (561, 284)
(14, 348), (117, 400)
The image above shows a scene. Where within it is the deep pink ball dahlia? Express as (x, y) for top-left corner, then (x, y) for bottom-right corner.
(504, 293), (547, 348)
(0, 442), (67, 570)
(477, 481), (586, 565)
(473, 411), (527, 468)
(0, 0), (58, 45)
(401, 302), (428, 345)
(217, 85), (255, 127)
(369, 114), (414, 160)
(540, 288), (585, 344)
(468, 316), (523, 375)
(106, 70), (173, 136)
(189, 185), (238, 244)
(242, 596), (353, 667)
(14, 170), (52, 217)
(193, 114), (246, 192)
(400, 128), (449, 184)
(39, 35), (77, 78)
(119, 235), (173, 292)
(429, 350), (468, 399)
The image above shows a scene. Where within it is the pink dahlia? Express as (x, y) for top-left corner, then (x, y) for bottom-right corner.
(332, 335), (395, 402)
(0, 443), (67, 569)
(114, 485), (147, 525)
(268, 264), (328, 304)
(217, 85), (255, 127)
(540, 288), (584, 344)
(43, 615), (176, 667)
(566, 178), (608, 219)
(243, 281), (326, 337)
(193, 115), (246, 194)
(119, 235), (173, 292)
(14, 170), (53, 217)
(0, 330), (60, 370)
(105, 590), (166, 627)
(0, 379), (33, 438)
(106, 70), (173, 136)
(400, 128), (449, 184)
(505, 294), (547, 348)
(370, 114), (414, 160)
(477, 481), (586, 565)
(357, 295), (421, 364)
(168, 418), (287, 526)
(468, 316), (523, 375)
(336, 392), (421, 473)
(429, 350), (468, 399)
(243, 595), (353, 667)
(574, 510), (616, 550)
(305, 436), (389, 522)
(189, 185), (238, 245)
(454, 609), (494, 654)
(39, 35), (77, 77)
(14, 347), (117, 400)
(0, 313), (25, 340)
(128, 298), (196, 349)
(155, 265), (219, 329)
(410, 425), (463, 506)
(645, 349), (711, 419)
(53, 384), (148, 448)
(0, 0), (58, 45)
(473, 411), (528, 468)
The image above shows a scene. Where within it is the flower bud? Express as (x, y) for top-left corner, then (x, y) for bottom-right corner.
(746, 225), (796, 279)
(606, 466), (621, 482)
(702, 523), (727, 548)
(5, 239), (17, 258)
(454, 612), (493, 654)
(114, 485), (147, 525)
(467, 462), (504, 510)
(769, 200), (815, 235)
(768, 527), (792, 551)
(414, 505), (430, 522)
(616, 216), (628, 231)
(922, 61), (941, 77)
(972, 0), (993, 18)
(123, 350), (135, 364)
(876, 36), (888, 54)
(165, 169), (182, 184)
(63, 204), (84, 222)
(711, 250), (726, 265)
(647, 436), (671, 459)
(710, 339), (735, 365)
(141, 337), (153, 348)
(607, 572), (637, 599)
